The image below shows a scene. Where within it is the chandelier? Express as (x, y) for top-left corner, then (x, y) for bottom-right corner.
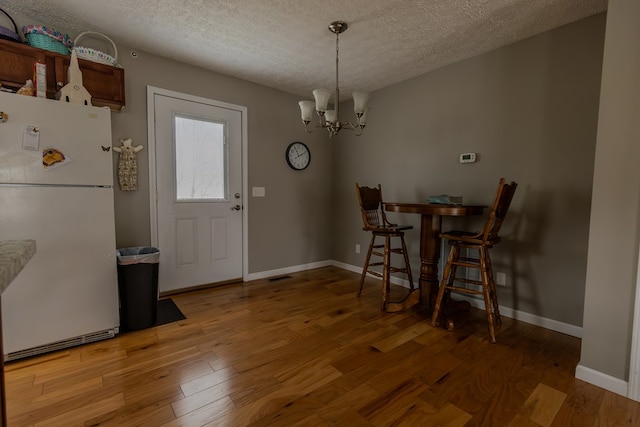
(298, 21), (370, 138)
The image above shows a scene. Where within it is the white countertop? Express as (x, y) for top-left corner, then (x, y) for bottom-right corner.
(0, 240), (36, 294)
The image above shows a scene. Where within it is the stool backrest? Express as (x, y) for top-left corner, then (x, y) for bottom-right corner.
(355, 183), (389, 229)
(480, 178), (518, 242)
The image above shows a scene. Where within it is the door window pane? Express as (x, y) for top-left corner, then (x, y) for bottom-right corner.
(174, 115), (227, 201)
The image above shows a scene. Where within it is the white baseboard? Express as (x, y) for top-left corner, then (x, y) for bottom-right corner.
(261, 260), (582, 337)
(331, 260), (361, 274)
(330, 260), (415, 289)
(246, 260), (332, 282)
(575, 364), (629, 398)
(452, 294), (583, 338)
(250, 260), (414, 287)
(331, 261), (583, 338)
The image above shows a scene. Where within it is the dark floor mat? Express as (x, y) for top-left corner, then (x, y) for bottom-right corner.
(156, 298), (186, 326)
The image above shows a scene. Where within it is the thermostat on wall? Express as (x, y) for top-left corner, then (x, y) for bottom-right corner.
(459, 152), (477, 164)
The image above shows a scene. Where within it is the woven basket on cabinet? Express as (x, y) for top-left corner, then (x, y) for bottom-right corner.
(73, 31), (119, 67)
(23, 25), (73, 54)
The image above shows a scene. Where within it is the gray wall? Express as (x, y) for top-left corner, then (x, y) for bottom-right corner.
(5, 10), (333, 275)
(110, 47), (332, 274)
(332, 13), (605, 328)
(581, 1), (640, 382)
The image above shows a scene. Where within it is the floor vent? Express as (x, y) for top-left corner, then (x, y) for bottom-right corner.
(4, 328), (117, 362)
(269, 275), (292, 282)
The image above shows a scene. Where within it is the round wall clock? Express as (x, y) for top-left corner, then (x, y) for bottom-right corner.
(285, 141), (311, 170)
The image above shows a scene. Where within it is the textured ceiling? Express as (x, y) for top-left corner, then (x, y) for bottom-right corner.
(1, 0), (607, 99)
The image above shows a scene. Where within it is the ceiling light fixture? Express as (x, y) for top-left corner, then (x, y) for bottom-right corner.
(298, 21), (370, 138)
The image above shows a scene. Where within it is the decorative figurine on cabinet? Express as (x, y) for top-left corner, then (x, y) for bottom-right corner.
(57, 50), (92, 106)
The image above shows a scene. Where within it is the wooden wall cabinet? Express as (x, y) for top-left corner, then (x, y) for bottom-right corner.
(0, 39), (125, 111)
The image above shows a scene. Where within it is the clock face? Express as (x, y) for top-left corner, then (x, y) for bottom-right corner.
(286, 142), (310, 170)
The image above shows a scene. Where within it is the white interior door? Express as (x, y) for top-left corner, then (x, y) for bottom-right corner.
(149, 88), (245, 293)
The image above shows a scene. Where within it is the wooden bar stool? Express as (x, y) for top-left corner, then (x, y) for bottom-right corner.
(431, 178), (517, 343)
(355, 183), (414, 311)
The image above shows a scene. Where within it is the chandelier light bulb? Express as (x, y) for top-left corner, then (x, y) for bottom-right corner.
(298, 101), (315, 122)
(325, 110), (336, 124)
(352, 92), (370, 114)
(312, 88), (332, 113)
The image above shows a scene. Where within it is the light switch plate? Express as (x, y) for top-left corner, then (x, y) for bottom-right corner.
(252, 187), (265, 197)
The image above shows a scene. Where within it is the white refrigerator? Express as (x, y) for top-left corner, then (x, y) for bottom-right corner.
(0, 92), (119, 360)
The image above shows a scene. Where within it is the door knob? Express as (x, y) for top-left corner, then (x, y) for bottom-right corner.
(231, 205), (242, 211)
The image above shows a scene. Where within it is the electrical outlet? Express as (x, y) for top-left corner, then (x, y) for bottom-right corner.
(355, 244), (360, 254)
(496, 272), (507, 286)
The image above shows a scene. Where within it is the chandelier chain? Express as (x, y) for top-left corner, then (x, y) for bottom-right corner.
(335, 27), (340, 128)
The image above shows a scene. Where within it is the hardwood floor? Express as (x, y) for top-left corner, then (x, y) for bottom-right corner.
(5, 266), (639, 426)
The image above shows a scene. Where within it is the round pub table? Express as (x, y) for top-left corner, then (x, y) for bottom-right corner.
(383, 203), (485, 313)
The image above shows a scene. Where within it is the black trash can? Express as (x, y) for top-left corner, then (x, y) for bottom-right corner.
(116, 247), (160, 331)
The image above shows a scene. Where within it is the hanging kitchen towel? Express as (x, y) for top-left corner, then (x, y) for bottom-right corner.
(113, 138), (143, 191)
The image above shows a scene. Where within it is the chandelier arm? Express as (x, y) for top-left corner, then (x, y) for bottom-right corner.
(302, 121), (314, 133)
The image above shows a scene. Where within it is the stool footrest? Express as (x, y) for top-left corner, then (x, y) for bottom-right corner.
(445, 285), (482, 296)
(451, 261), (480, 268)
(454, 278), (483, 286)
